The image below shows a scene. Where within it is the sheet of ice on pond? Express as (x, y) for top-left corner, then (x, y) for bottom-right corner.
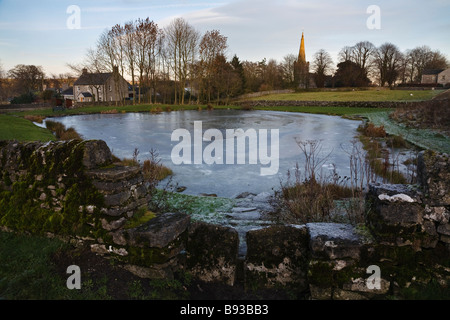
(51, 110), (362, 198)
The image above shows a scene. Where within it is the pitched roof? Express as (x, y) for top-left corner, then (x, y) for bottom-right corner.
(422, 69), (445, 75)
(74, 72), (113, 85)
(78, 92), (93, 98)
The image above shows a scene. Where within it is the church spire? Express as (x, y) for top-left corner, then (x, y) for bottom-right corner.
(298, 32), (306, 64)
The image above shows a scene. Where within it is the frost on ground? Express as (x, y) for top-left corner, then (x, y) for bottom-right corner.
(365, 111), (450, 154)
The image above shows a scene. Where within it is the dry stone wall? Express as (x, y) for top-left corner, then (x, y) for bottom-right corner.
(0, 139), (150, 240)
(237, 100), (414, 109)
(0, 140), (449, 299)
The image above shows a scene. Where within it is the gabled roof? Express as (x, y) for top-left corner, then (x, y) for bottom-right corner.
(78, 92), (93, 98)
(74, 72), (113, 86)
(422, 69), (445, 75)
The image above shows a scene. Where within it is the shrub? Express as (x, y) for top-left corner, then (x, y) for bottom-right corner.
(59, 127), (81, 140)
(386, 134), (407, 148)
(360, 122), (387, 138)
(24, 115), (45, 123)
(10, 92), (36, 104)
(100, 109), (118, 114)
(142, 149), (173, 189)
(150, 107), (163, 114)
(272, 140), (365, 225)
(45, 120), (82, 141)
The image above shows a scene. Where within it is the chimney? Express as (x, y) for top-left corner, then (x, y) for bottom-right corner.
(82, 68), (88, 75)
(113, 66), (119, 74)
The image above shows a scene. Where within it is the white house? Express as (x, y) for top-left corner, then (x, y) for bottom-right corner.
(73, 67), (129, 103)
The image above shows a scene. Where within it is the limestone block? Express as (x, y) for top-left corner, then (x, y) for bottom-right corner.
(103, 190), (131, 207)
(307, 223), (363, 260)
(124, 212), (190, 248)
(187, 222), (239, 286)
(245, 225), (309, 291)
(82, 140), (113, 169)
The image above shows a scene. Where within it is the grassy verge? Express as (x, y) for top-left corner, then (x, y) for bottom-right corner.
(250, 89), (443, 102)
(364, 111), (450, 154)
(10, 104), (394, 121)
(10, 104), (207, 119)
(0, 114), (55, 142)
(243, 105), (393, 116)
(0, 231), (76, 299)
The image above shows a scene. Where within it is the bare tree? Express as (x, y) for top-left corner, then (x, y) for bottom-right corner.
(281, 54), (297, 88)
(134, 18), (159, 104)
(165, 18), (200, 104)
(374, 43), (404, 87)
(312, 49), (333, 88)
(402, 46), (448, 83)
(338, 46), (354, 63)
(123, 21), (137, 104)
(351, 41), (375, 78)
(8, 64), (45, 94)
(110, 24), (126, 79)
(97, 29), (118, 73)
(199, 29), (228, 103)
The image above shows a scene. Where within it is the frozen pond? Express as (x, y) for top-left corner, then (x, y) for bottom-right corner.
(52, 110), (363, 198)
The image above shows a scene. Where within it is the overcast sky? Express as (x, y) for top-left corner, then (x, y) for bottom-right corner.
(0, 0), (449, 77)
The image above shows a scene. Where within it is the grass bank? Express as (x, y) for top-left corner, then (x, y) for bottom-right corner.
(0, 114), (55, 142)
(244, 105), (393, 117)
(10, 103), (393, 121)
(364, 111), (450, 154)
(250, 89), (443, 102)
(10, 104), (205, 119)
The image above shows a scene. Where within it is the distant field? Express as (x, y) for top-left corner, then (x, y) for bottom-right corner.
(0, 114), (55, 142)
(244, 106), (393, 116)
(250, 89), (443, 102)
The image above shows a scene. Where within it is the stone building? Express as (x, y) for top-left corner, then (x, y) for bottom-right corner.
(436, 68), (450, 86)
(73, 67), (129, 102)
(421, 68), (450, 86)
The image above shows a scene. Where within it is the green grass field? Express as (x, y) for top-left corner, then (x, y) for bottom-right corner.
(0, 114), (55, 142)
(10, 104), (202, 118)
(246, 106), (393, 116)
(250, 89), (443, 102)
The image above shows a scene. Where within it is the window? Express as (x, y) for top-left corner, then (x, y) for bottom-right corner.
(77, 86), (80, 92)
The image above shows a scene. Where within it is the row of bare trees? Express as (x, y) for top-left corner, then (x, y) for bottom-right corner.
(316, 41), (449, 88)
(66, 16), (450, 103)
(71, 17), (244, 104)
